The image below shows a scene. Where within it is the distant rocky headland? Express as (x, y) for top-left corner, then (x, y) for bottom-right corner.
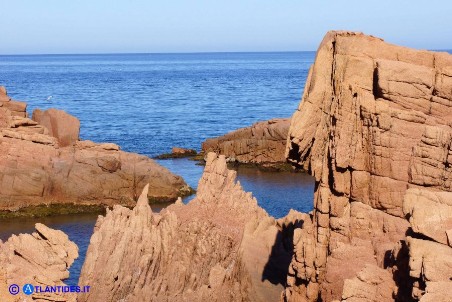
(0, 88), (192, 216)
(1, 31), (451, 301)
(202, 118), (292, 171)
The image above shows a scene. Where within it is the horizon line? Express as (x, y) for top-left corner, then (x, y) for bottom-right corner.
(1, 48), (451, 57)
(0, 50), (319, 56)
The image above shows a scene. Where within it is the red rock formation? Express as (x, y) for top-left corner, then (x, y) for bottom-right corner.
(285, 31), (452, 301)
(78, 153), (300, 302)
(0, 87), (27, 117)
(202, 118), (290, 170)
(0, 223), (78, 302)
(0, 87), (191, 211)
(32, 108), (80, 147)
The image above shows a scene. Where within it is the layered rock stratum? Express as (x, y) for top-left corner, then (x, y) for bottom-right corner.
(285, 31), (452, 301)
(0, 88), (191, 212)
(0, 223), (78, 302)
(202, 118), (290, 170)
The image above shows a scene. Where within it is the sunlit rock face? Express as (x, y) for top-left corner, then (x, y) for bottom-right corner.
(0, 87), (190, 211)
(285, 31), (452, 301)
(78, 153), (303, 302)
(202, 118), (291, 170)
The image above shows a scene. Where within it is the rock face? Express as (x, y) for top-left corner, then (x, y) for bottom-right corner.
(0, 88), (27, 117)
(0, 223), (78, 302)
(32, 108), (80, 147)
(0, 87), (191, 211)
(202, 118), (290, 170)
(78, 153), (301, 302)
(285, 31), (452, 301)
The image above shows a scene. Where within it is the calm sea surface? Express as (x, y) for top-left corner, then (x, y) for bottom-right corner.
(0, 52), (316, 284)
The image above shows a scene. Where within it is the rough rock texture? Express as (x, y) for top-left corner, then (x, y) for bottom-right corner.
(32, 108), (80, 147)
(0, 88), (191, 211)
(0, 223), (78, 302)
(78, 153), (301, 302)
(285, 31), (452, 301)
(202, 118), (290, 170)
(0, 87), (27, 117)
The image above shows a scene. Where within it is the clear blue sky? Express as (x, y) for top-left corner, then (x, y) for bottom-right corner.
(0, 0), (451, 54)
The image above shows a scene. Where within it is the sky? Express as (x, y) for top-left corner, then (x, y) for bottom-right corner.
(0, 0), (451, 54)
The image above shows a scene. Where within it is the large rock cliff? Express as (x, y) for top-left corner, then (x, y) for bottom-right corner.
(78, 153), (301, 302)
(285, 31), (452, 301)
(0, 87), (191, 212)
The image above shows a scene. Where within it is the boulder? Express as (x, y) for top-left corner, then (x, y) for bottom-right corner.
(202, 118), (290, 170)
(0, 223), (78, 302)
(32, 108), (80, 147)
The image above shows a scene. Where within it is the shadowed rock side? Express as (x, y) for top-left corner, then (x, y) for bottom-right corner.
(285, 31), (452, 301)
(0, 223), (78, 302)
(0, 87), (191, 212)
(202, 118), (291, 170)
(78, 153), (305, 302)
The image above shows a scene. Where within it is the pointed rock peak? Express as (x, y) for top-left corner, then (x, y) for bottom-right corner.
(136, 184), (150, 208)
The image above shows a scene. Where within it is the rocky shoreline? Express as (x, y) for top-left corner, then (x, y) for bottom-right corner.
(1, 31), (451, 301)
(0, 87), (193, 216)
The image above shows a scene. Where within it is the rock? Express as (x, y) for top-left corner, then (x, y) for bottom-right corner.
(78, 153), (299, 302)
(0, 223), (78, 302)
(407, 237), (452, 300)
(0, 86), (27, 117)
(403, 189), (452, 246)
(32, 108), (80, 147)
(285, 31), (452, 301)
(202, 118), (291, 170)
(341, 264), (396, 302)
(155, 147), (197, 159)
(0, 90), (191, 212)
(172, 147), (197, 155)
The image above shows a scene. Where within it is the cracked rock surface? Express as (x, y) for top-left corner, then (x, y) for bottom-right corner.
(0, 223), (78, 302)
(285, 31), (452, 301)
(78, 153), (302, 302)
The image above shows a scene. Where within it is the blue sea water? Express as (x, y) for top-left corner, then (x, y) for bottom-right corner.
(0, 52), (315, 156)
(0, 52), (316, 284)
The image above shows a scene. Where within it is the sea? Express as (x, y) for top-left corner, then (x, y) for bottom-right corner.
(0, 52), (316, 284)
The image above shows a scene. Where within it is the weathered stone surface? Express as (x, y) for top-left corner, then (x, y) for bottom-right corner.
(403, 189), (452, 246)
(33, 108), (80, 147)
(0, 223), (78, 302)
(285, 31), (452, 301)
(79, 154), (299, 302)
(407, 237), (452, 300)
(0, 86), (27, 117)
(0, 91), (191, 211)
(202, 118), (290, 169)
(341, 264), (396, 302)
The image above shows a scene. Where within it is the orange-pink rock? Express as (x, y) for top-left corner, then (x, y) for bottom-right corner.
(0, 89), (191, 211)
(32, 108), (80, 147)
(202, 118), (290, 170)
(285, 31), (452, 301)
